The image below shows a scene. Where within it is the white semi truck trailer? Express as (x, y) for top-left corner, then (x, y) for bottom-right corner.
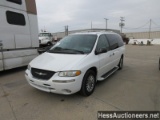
(0, 0), (39, 71)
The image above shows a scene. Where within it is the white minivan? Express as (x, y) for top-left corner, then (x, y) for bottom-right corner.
(25, 32), (125, 96)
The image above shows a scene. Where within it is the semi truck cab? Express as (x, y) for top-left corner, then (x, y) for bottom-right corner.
(39, 32), (53, 46)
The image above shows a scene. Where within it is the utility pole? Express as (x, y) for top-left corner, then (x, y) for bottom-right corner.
(149, 19), (152, 39)
(65, 25), (68, 36)
(119, 17), (125, 33)
(91, 21), (92, 30)
(44, 26), (46, 32)
(104, 18), (108, 30)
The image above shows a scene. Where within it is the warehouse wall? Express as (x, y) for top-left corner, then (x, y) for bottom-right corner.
(125, 31), (160, 39)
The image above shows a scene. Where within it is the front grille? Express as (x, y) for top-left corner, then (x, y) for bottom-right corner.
(31, 68), (55, 80)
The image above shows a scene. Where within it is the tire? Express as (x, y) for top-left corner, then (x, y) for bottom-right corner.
(159, 58), (160, 71)
(47, 42), (52, 46)
(80, 70), (96, 96)
(118, 57), (123, 70)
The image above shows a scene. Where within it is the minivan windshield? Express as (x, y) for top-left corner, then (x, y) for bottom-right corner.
(48, 34), (97, 54)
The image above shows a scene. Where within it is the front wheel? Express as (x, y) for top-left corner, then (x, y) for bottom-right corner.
(47, 42), (52, 46)
(80, 70), (96, 96)
(159, 58), (160, 70)
(118, 57), (123, 70)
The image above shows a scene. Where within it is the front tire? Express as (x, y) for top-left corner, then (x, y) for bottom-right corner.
(80, 70), (96, 96)
(118, 57), (123, 70)
(159, 58), (160, 70)
(47, 42), (52, 46)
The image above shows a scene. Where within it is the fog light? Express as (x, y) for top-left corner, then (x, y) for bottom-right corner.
(63, 89), (72, 93)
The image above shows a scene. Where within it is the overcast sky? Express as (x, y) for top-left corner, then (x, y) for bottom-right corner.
(35, 0), (160, 33)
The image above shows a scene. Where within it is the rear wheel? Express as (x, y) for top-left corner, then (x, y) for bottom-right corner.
(159, 58), (160, 70)
(118, 57), (123, 70)
(80, 70), (96, 96)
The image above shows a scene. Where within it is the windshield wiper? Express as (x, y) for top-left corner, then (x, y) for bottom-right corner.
(48, 47), (84, 54)
(62, 48), (84, 54)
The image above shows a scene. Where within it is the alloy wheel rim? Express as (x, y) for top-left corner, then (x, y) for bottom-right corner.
(86, 75), (95, 92)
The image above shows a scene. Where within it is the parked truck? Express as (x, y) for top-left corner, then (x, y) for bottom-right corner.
(39, 32), (53, 46)
(0, 0), (39, 71)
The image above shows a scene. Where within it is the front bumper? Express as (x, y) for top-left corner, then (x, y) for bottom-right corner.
(39, 40), (50, 45)
(25, 69), (84, 95)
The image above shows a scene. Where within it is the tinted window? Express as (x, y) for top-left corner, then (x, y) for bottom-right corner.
(6, 11), (26, 26)
(106, 34), (117, 47)
(39, 33), (52, 37)
(106, 34), (123, 50)
(6, 0), (22, 4)
(96, 35), (110, 52)
(116, 35), (124, 47)
(48, 35), (97, 54)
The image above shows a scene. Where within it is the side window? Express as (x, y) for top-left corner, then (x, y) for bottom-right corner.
(6, 0), (22, 5)
(106, 34), (118, 50)
(96, 35), (110, 52)
(6, 11), (26, 26)
(116, 35), (124, 47)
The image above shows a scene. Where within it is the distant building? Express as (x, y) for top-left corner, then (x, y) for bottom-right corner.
(52, 28), (120, 40)
(125, 31), (160, 39)
(128, 39), (160, 45)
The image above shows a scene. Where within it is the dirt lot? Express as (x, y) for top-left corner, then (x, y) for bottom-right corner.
(0, 45), (160, 120)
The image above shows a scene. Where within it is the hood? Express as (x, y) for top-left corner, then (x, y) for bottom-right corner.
(30, 52), (87, 71)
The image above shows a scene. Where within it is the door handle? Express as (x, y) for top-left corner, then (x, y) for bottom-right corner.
(110, 53), (114, 57)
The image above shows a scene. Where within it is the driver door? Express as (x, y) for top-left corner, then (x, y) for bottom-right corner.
(96, 35), (112, 77)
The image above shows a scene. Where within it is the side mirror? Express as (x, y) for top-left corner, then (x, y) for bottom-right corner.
(95, 48), (107, 55)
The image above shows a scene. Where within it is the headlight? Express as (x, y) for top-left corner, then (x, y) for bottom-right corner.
(27, 64), (31, 70)
(58, 71), (81, 77)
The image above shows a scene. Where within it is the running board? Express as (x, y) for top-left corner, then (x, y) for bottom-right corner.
(100, 67), (119, 80)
